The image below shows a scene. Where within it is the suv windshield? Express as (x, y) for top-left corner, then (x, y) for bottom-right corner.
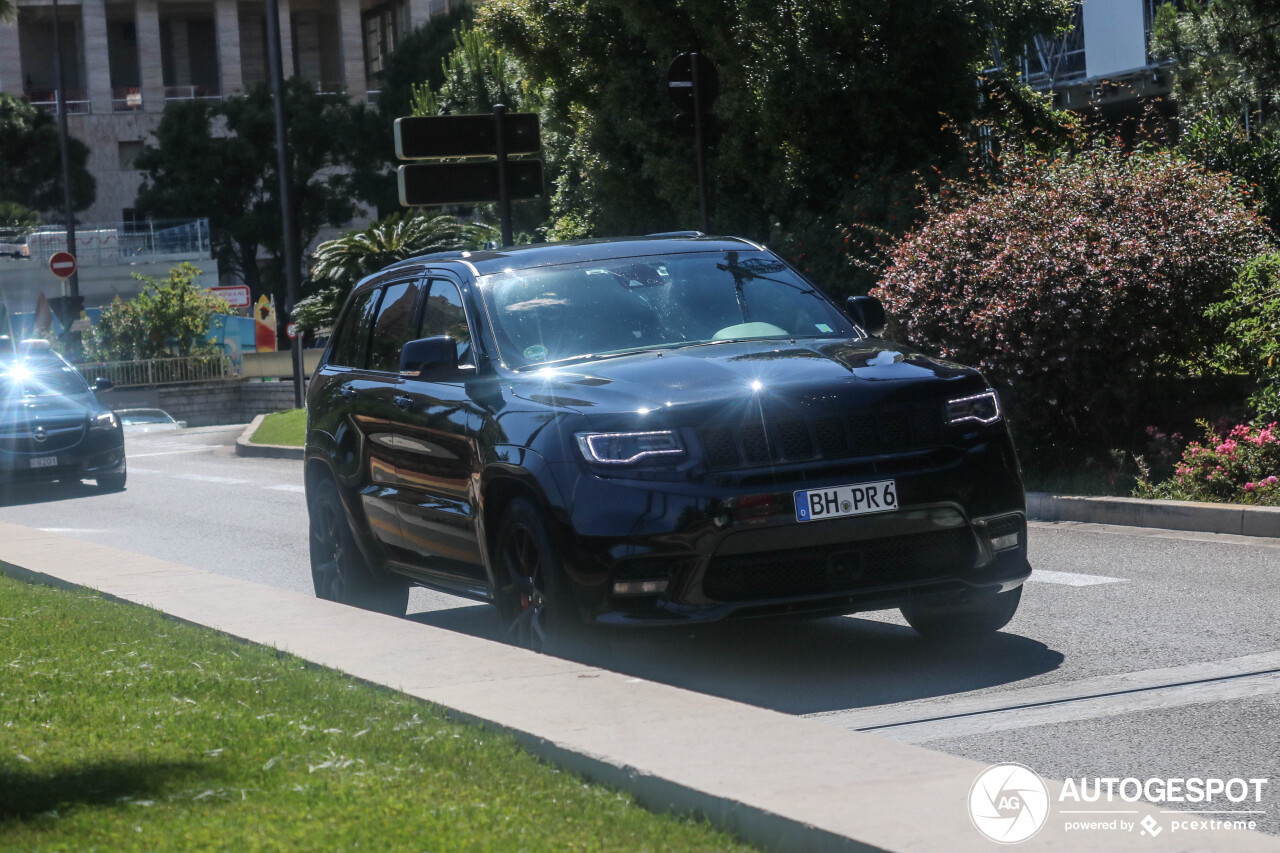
(0, 356), (90, 397)
(476, 250), (857, 369)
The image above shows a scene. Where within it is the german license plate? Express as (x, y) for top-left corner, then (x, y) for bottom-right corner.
(794, 480), (897, 522)
(29, 456), (58, 469)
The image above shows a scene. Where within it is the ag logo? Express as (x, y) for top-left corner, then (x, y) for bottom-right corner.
(969, 764), (1049, 844)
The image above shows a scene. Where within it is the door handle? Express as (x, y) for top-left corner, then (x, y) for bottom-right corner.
(339, 386), (357, 399)
(394, 395), (415, 411)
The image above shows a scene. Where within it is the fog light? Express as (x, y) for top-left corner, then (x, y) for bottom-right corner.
(612, 580), (669, 595)
(991, 532), (1019, 551)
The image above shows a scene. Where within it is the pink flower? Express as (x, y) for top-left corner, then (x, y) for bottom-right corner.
(1245, 482), (1257, 492)
(1265, 476), (1279, 486)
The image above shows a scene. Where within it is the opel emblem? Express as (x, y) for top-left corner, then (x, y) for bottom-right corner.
(32, 426), (47, 443)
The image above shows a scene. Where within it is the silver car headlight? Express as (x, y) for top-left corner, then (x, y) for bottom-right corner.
(575, 430), (684, 465)
(946, 390), (1001, 425)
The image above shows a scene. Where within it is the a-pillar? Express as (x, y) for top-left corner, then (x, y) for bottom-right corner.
(81, 0), (114, 112)
(215, 0), (244, 96)
(337, 0), (364, 101)
(0, 21), (22, 97)
(135, 0), (165, 110)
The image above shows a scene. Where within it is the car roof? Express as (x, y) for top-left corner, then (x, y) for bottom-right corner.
(384, 234), (766, 277)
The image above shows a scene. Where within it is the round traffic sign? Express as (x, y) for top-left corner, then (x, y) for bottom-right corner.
(666, 53), (719, 114)
(286, 322), (299, 340)
(49, 251), (77, 279)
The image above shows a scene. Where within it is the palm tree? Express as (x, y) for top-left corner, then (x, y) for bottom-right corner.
(296, 213), (494, 332)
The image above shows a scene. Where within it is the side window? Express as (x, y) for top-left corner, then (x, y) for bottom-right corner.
(367, 280), (424, 373)
(420, 279), (474, 367)
(329, 286), (381, 368)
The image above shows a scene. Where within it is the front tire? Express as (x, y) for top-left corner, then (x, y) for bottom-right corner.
(494, 497), (579, 653)
(900, 585), (1022, 640)
(308, 477), (408, 616)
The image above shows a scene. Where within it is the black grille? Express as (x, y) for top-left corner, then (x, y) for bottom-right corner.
(703, 527), (978, 602)
(698, 401), (944, 469)
(0, 421), (86, 453)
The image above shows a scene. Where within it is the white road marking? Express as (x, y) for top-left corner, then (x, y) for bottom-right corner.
(173, 474), (251, 485)
(268, 484), (306, 493)
(127, 467), (160, 474)
(37, 528), (110, 534)
(128, 448), (221, 459)
(808, 651), (1280, 743)
(1027, 569), (1126, 586)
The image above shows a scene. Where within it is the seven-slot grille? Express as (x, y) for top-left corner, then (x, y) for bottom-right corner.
(698, 401), (943, 469)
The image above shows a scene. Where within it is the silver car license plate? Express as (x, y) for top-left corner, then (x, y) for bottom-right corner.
(794, 480), (897, 522)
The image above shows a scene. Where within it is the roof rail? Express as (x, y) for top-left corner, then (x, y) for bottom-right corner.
(645, 231), (705, 238)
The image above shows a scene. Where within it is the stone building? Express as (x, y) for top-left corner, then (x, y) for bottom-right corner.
(0, 0), (462, 226)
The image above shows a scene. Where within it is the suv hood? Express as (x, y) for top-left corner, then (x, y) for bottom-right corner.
(0, 391), (99, 424)
(508, 338), (988, 420)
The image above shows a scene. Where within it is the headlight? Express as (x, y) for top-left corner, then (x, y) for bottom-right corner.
(946, 390), (1001, 425)
(575, 431), (684, 465)
(90, 411), (119, 430)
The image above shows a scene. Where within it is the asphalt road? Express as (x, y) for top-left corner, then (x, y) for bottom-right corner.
(3, 424), (1278, 835)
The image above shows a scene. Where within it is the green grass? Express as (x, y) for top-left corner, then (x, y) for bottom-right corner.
(0, 575), (754, 852)
(250, 408), (305, 446)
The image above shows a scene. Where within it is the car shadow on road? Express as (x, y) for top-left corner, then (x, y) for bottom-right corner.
(0, 480), (110, 507)
(408, 604), (1063, 716)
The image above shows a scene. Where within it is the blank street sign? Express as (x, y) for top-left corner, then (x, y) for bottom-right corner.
(394, 114), (541, 160)
(398, 160), (544, 207)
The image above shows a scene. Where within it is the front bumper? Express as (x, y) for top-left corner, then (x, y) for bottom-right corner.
(546, 438), (1029, 626)
(0, 434), (126, 485)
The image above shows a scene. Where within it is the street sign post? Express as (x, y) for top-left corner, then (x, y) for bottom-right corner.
(393, 107), (543, 247)
(49, 251), (76, 279)
(667, 53), (719, 232)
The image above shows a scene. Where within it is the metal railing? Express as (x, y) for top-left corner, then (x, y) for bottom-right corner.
(24, 219), (213, 267)
(164, 84), (222, 102)
(25, 89), (91, 114)
(77, 355), (235, 388)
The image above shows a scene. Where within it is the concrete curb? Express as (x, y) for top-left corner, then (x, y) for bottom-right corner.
(1028, 492), (1280, 538)
(234, 413), (304, 460)
(2, 522), (1276, 853)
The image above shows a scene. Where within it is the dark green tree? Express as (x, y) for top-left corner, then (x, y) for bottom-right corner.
(479, 0), (1072, 286)
(85, 263), (230, 361)
(134, 79), (366, 302)
(0, 94), (95, 215)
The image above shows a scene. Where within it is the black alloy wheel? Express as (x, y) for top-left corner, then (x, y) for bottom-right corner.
(495, 497), (573, 653)
(308, 477), (408, 616)
(899, 584), (1023, 640)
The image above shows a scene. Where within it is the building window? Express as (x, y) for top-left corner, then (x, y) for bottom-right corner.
(362, 0), (408, 84)
(118, 140), (144, 170)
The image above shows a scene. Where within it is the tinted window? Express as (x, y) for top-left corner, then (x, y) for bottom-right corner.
(367, 281), (423, 373)
(476, 250), (856, 369)
(329, 287), (380, 368)
(420, 279), (473, 367)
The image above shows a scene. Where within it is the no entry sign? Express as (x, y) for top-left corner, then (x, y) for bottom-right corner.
(49, 251), (76, 279)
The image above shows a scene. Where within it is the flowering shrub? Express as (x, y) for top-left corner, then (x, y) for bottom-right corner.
(1136, 421), (1280, 505)
(872, 145), (1271, 457)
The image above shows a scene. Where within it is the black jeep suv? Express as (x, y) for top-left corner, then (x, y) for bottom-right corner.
(304, 235), (1029, 647)
(0, 341), (126, 492)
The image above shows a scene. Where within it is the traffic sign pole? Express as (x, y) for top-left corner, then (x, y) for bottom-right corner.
(494, 104), (514, 248)
(692, 53), (709, 233)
